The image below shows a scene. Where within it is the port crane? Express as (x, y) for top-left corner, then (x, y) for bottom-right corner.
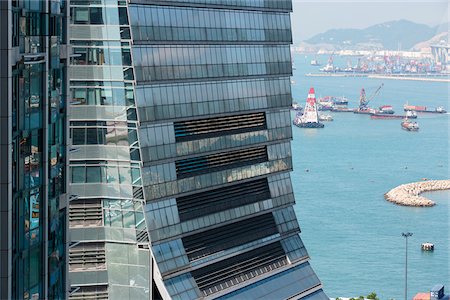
(359, 83), (384, 110)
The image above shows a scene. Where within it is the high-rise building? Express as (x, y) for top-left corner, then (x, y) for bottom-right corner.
(0, 0), (69, 299)
(67, 0), (152, 299)
(129, 0), (327, 299)
(2, 0), (325, 299)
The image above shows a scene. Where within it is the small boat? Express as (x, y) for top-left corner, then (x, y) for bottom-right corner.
(310, 59), (320, 66)
(378, 105), (395, 114)
(319, 114), (333, 121)
(292, 102), (303, 111)
(333, 96), (349, 106)
(401, 118), (419, 131)
(354, 108), (376, 115)
(405, 110), (417, 119)
(421, 242), (434, 251)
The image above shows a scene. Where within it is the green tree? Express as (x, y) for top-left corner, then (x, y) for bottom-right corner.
(367, 292), (380, 300)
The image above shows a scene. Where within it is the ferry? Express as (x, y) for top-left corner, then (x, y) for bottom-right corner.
(401, 118), (419, 131)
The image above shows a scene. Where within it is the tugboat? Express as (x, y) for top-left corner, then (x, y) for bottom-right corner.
(319, 114), (333, 121)
(291, 102), (303, 111)
(293, 88), (325, 128)
(401, 118), (419, 131)
(378, 105), (395, 114)
(405, 110), (418, 119)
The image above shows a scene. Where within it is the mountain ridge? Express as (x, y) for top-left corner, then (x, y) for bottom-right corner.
(305, 20), (446, 50)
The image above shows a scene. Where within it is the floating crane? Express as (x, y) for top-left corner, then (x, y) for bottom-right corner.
(355, 83), (384, 114)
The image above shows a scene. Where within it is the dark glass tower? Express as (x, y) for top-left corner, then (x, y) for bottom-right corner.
(0, 0), (68, 299)
(129, 1), (327, 299)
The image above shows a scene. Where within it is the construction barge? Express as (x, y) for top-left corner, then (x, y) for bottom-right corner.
(293, 88), (325, 128)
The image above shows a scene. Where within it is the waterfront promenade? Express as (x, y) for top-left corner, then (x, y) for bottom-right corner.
(384, 180), (450, 207)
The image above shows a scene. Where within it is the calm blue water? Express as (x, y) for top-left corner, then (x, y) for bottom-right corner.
(291, 54), (449, 299)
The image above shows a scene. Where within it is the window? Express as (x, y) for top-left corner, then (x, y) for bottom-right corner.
(89, 7), (104, 25)
(86, 167), (102, 183)
(72, 167), (85, 183)
(73, 7), (89, 24)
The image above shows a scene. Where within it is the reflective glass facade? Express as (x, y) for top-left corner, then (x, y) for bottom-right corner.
(0, 0), (68, 299)
(68, 0), (151, 299)
(130, 1), (327, 299)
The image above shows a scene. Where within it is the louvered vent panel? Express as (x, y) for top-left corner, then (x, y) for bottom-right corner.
(176, 146), (267, 178)
(183, 213), (278, 261)
(192, 242), (287, 296)
(177, 178), (270, 221)
(69, 199), (102, 227)
(69, 285), (108, 300)
(69, 242), (106, 271)
(174, 113), (266, 142)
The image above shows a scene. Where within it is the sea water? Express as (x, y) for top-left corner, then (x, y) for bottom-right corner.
(291, 54), (449, 299)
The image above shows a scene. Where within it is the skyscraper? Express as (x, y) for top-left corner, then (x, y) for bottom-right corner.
(129, 0), (327, 299)
(0, 0), (68, 299)
(2, 0), (325, 299)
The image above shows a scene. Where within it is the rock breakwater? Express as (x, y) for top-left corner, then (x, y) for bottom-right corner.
(384, 180), (450, 207)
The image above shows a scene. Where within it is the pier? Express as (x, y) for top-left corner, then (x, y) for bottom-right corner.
(384, 180), (450, 207)
(305, 73), (450, 83)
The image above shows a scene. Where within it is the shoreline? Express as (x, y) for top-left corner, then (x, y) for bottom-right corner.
(305, 73), (450, 83)
(384, 180), (450, 207)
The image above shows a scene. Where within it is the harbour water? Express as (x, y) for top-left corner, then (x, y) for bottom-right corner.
(291, 54), (449, 299)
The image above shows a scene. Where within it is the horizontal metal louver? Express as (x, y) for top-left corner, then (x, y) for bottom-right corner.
(192, 242), (287, 296)
(183, 213), (278, 261)
(133, 186), (144, 199)
(69, 242), (106, 271)
(176, 146), (267, 178)
(177, 178), (271, 221)
(174, 113), (266, 142)
(69, 199), (102, 227)
(69, 285), (108, 300)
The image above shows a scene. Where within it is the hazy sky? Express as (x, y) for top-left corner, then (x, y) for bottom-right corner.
(292, 0), (449, 43)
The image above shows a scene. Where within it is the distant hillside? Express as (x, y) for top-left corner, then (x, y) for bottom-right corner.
(305, 20), (439, 50)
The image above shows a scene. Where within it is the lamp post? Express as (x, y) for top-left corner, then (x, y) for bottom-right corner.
(402, 232), (413, 300)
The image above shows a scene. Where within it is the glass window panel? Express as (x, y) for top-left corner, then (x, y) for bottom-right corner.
(86, 166), (102, 183)
(72, 167), (85, 183)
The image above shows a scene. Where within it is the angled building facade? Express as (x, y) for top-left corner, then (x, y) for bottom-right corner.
(130, 0), (327, 299)
(1, 0), (325, 299)
(0, 0), (69, 299)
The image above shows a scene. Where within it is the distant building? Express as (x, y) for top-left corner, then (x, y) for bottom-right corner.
(431, 45), (450, 66)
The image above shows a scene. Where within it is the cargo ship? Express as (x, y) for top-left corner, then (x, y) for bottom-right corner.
(404, 104), (446, 114)
(293, 88), (325, 128)
(401, 118), (419, 131)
